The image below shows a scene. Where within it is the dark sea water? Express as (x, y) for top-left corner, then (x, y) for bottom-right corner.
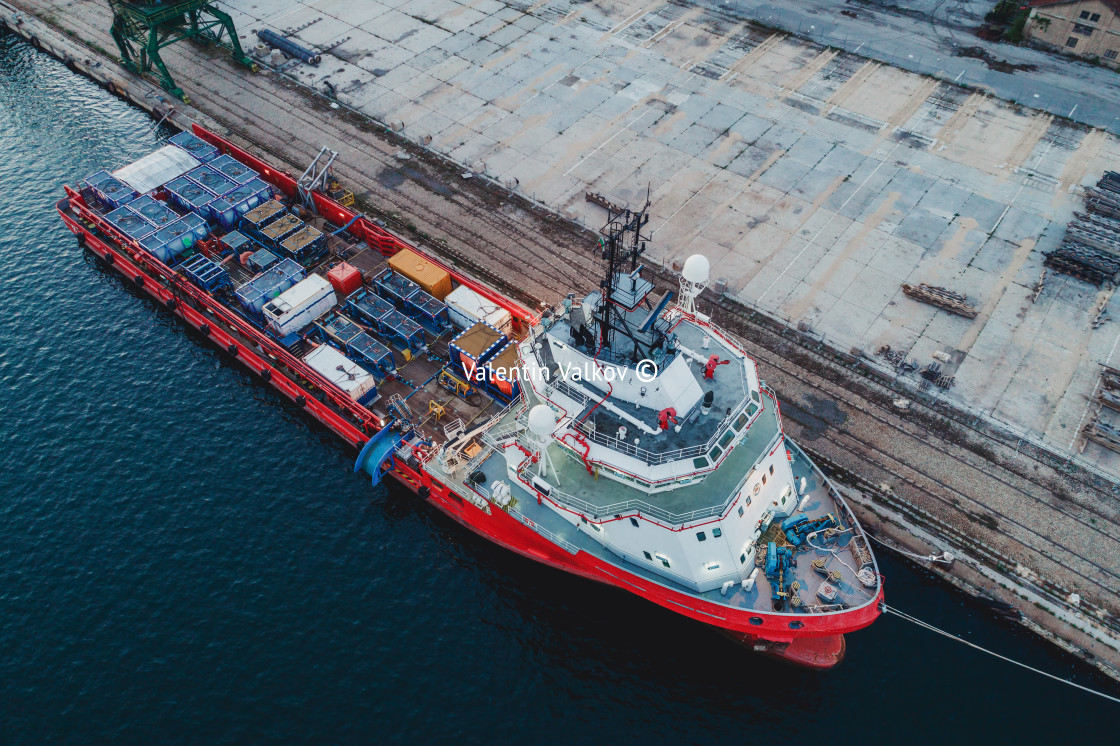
(0, 31), (1115, 744)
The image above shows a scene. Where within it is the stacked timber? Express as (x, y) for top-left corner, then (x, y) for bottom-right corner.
(1046, 171), (1120, 286)
(901, 283), (978, 318)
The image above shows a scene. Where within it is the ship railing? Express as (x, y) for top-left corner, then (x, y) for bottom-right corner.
(572, 398), (757, 467)
(544, 428), (785, 525)
(508, 506), (580, 554)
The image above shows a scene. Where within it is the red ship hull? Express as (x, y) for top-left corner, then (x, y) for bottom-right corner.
(57, 125), (882, 668)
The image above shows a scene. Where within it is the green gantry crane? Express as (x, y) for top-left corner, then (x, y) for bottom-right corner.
(107, 0), (252, 99)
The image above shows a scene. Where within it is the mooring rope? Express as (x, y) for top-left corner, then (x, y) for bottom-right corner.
(883, 604), (1120, 705)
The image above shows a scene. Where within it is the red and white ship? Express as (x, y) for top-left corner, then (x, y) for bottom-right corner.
(58, 125), (883, 669)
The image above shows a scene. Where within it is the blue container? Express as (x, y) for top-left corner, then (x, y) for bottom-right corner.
(234, 258), (305, 316)
(186, 165), (237, 198)
(247, 248), (278, 272)
(317, 314), (396, 377)
(374, 269), (420, 308)
(105, 205), (157, 240)
(87, 173), (138, 209)
(207, 154), (259, 185)
(405, 289), (451, 334)
(346, 288), (394, 328)
(127, 195), (179, 227)
(176, 212), (210, 242)
(220, 178), (272, 224)
(222, 230), (253, 259)
(165, 176), (217, 213)
(148, 215), (207, 262)
(380, 309), (425, 353)
(181, 253), (230, 292)
(169, 131), (218, 163)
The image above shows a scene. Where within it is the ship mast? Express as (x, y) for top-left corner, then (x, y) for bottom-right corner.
(596, 192), (657, 362)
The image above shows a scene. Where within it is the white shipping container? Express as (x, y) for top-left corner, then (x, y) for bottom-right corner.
(445, 284), (511, 334)
(264, 274), (336, 337)
(303, 344), (377, 402)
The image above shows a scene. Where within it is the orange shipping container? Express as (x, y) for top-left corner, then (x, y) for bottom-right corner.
(387, 247), (453, 300)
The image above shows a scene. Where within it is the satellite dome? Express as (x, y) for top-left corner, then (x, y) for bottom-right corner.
(682, 254), (710, 284)
(528, 405), (557, 436)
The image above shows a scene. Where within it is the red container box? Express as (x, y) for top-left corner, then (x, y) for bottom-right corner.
(327, 262), (362, 297)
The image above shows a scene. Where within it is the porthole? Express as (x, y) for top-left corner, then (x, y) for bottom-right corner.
(752, 483), (761, 496)
(789, 621), (804, 630)
(738, 505), (745, 517)
(749, 617), (763, 626)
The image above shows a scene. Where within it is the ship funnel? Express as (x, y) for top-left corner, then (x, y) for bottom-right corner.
(679, 254), (710, 314)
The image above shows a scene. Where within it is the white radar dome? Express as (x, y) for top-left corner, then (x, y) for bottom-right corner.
(528, 405), (557, 436)
(682, 254), (710, 284)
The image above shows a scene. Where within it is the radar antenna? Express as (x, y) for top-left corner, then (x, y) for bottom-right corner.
(679, 254), (710, 314)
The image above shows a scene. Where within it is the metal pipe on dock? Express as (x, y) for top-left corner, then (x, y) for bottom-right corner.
(256, 29), (321, 65)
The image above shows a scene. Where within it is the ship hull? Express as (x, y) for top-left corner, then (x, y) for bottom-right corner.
(57, 127), (882, 669)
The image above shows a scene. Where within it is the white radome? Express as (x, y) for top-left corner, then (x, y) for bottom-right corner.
(528, 404), (557, 436)
(681, 254), (710, 284)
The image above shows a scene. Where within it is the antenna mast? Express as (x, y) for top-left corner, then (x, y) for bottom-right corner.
(597, 192), (651, 352)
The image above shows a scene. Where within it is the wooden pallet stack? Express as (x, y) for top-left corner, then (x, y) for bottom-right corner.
(1046, 171), (1120, 286)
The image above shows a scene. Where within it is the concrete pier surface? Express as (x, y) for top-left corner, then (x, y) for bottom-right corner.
(6, 0), (1120, 680)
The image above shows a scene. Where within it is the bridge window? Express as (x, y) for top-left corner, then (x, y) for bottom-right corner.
(696, 531), (706, 542)
(643, 551), (652, 561)
(630, 517), (639, 527)
(769, 464), (774, 475)
(740, 553), (747, 564)
(713, 528), (722, 538)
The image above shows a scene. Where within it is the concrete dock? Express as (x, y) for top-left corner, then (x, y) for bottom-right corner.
(5, 0), (1120, 680)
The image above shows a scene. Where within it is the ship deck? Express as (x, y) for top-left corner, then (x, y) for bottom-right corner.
(66, 188), (504, 451)
(548, 392), (781, 518)
(432, 428), (879, 617)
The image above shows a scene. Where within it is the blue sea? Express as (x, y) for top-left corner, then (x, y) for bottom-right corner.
(0, 31), (1114, 743)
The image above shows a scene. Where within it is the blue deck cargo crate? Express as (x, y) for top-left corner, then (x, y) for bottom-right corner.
(145, 213), (210, 263)
(345, 288), (394, 328)
(86, 171), (139, 209)
(247, 247), (278, 272)
(406, 289), (451, 334)
(234, 258), (305, 316)
(259, 213), (305, 250)
(165, 175), (217, 213)
(239, 198), (286, 239)
(449, 321), (506, 382)
(380, 309), (425, 353)
(168, 131), (218, 163)
(181, 253), (230, 292)
(374, 269), (420, 308)
(207, 154), (258, 185)
(127, 195), (179, 227)
(208, 179), (273, 229)
(105, 205), (158, 240)
(317, 314), (396, 377)
(186, 165), (238, 199)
